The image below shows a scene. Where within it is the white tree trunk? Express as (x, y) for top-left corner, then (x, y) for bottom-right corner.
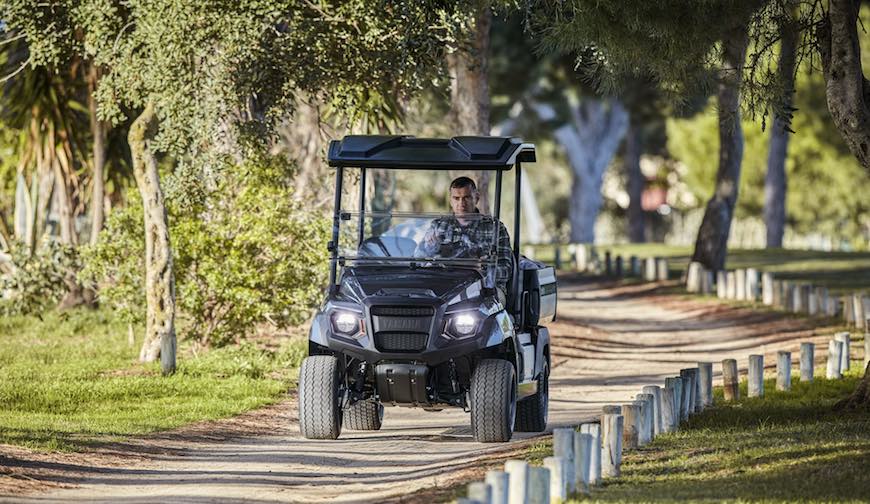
(552, 100), (628, 243)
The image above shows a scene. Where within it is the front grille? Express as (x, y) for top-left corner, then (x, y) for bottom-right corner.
(374, 332), (429, 352)
(371, 306), (434, 317)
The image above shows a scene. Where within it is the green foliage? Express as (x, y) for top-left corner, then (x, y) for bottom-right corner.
(82, 157), (330, 346)
(667, 67), (870, 245)
(0, 308), (307, 451)
(79, 194), (146, 324)
(0, 241), (80, 316)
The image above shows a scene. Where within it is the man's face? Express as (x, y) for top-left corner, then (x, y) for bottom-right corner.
(450, 185), (478, 216)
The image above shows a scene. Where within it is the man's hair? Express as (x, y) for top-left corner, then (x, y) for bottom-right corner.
(450, 176), (477, 192)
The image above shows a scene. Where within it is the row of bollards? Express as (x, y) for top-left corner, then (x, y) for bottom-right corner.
(684, 261), (869, 329)
(460, 330), (866, 504)
(460, 362), (715, 504)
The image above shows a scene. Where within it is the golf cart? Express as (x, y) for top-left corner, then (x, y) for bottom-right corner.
(298, 135), (556, 442)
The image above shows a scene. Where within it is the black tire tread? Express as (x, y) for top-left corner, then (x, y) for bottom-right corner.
(343, 399), (383, 431)
(515, 362), (548, 432)
(470, 359), (516, 442)
(298, 355), (342, 440)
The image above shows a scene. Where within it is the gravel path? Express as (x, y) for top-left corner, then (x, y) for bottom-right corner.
(1, 277), (837, 503)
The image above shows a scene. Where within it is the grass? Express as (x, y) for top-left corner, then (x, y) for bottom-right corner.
(0, 309), (306, 451)
(527, 366), (870, 503)
(526, 243), (870, 295)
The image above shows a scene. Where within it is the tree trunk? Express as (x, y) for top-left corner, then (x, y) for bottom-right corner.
(130, 102), (176, 375)
(448, 4), (492, 212)
(691, 24), (749, 270)
(88, 65), (107, 244)
(624, 120), (645, 243)
(553, 100), (628, 243)
(764, 7), (797, 249)
(818, 0), (870, 171)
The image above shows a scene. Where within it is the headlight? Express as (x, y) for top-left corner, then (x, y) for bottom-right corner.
(332, 310), (362, 335)
(453, 313), (477, 335)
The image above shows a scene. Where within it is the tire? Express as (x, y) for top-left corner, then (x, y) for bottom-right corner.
(516, 359), (549, 432)
(470, 359), (517, 443)
(343, 399), (384, 431)
(298, 355), (343, 440)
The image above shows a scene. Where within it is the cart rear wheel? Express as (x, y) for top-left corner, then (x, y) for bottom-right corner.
(343, 399), (383, 431)
(516, 359), (549, 432)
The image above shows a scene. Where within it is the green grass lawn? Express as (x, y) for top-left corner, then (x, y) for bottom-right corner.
(526, 243), (870, 294)
(512, 366), (870, 504)
(0, 309), (305, 451)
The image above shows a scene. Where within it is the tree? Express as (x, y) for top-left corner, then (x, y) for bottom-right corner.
(763, 3), (798, 248)
(818, 0), (870, 171)
(449, 1), (494, 212)
(4, 0), (464, 373)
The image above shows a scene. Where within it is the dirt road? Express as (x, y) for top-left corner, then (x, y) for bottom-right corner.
(1, 277), (837, 503)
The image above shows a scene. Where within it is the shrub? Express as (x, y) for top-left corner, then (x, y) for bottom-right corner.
(1, 241), (80, 316)
(81, 157), (329, 346)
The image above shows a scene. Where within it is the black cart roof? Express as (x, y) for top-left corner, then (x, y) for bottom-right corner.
(327, 135), (536, 170)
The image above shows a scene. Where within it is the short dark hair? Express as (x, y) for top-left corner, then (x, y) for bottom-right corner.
(450, 176), (477, 191)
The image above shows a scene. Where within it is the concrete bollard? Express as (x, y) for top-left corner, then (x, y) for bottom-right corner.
(661, 386), (676, 433)
(678, 376), (691, 421)
(748, 354), (764, 397)
(834, 332), (851, 371)
(573, 432), (592, 494)
(642, 385), (663, 435)
(574, 245), (590, 272)
(543, 457), (567, 503)
(486, 471), (509, 504)
(827, 340), (844, 379)
(527, 467), (550, 504)
(621, 403), (640, 450)
(815, 286), (829, 316)
(605, 251), (613, 277)
(746, 268), (759, 301)
(865, 335), (870, 369)
(843, 295), (854, 324)
(505, 460), (529, 504)
(735, 269), (746, 301)
(808, 288), (819, 316)
(827, 296), (840, 317)
(552, 428), (575, 494)
(664, 377), (683, 429)
(701, 269), (715, 295)
(615, 255), (624, 277)
(630, 255), (640, 276)
(680, 368), (699, 413)
(762, 272), (775, 305)
(554, 246), (562, 270)
(722, 358), (740, 400)
(800, 343), (815, 382)
(717, 271), (728, 299)
(854, 294), (866, 330)
(579, 423), (601, 485)
(726, 271), (737, 299)
(776, 351), (792, 391)
(782, 282), (794, 311)
(687, 261), (703, 292)
(636, 394), (655, 444)
(792, 285), (804, 313)
(772, 279), (783, 308)
(468, 481), (493, 504)
(698, 362), (713, 408)
(645, 257), (658, 282)
(657, 258), (669, 281)
(601, 414), (624, 478)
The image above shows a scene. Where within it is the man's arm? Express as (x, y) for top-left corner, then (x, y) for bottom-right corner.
(414, 220), (440, 257)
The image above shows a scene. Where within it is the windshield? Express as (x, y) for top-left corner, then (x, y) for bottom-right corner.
(338, 212), (499, 269)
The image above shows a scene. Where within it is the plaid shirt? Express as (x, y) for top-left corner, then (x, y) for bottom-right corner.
(414, 213), (514, 292)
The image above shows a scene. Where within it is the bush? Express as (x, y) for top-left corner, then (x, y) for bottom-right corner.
(1, 241), (80, 316)
(81, 157), (329, 346)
